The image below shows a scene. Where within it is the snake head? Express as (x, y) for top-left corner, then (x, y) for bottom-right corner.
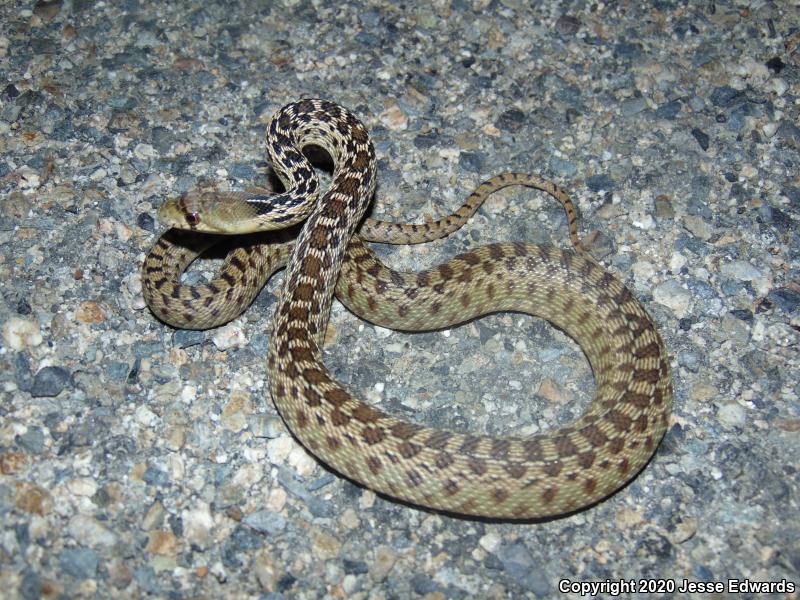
(156, 191), (261, 234)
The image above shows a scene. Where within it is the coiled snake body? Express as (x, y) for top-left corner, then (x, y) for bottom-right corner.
(143, 99), (672, 519)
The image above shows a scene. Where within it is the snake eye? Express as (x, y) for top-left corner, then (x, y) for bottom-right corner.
(185, 213), (201, 227)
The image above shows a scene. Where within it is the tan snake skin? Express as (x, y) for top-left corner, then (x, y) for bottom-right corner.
(142, 99), (672, 518)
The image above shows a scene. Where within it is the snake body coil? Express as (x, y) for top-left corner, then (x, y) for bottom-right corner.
(143, 99), (672, 518)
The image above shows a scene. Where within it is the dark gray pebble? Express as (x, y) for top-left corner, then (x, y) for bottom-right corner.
(133, 340), (163, 358)
(17, 427), (45, 454)
(585, 174), (614, 192)
(768, 288), (800, 313)
(242, 510), (287, 535)
(782, 186), (800, 205)
(343, 558), (369, 574)
(106, 361), (130, 382)
(410, 573), (438, 594)
(621, 96), (647, 117)
(555, 15), (580, 36)
(18, 569), (40, 600)
(691, 128), (710, 151)
(15, 353), (33, 392)
(173, 329), (205, 349)
(16, 298), (32, 315)
(413, 130), (440, 149)
(710, 85), (743, 108)
(133, 565), (160, 594)
(136, 212), (155, 231)
(150, 126), (174, 154)
(458, 151), (484, 173)
(655, 99), (682, 120)
(495, 108), (526, 132)
(777, 121), (800, 150)
(730, 308), (753, 322)
(677, 350), (702, 371)
(497, 542), (550, 595)
(30, 366), (70, 398)
(59, 548), (98, 579)
(615, 41), (642, 59)
(765, 56), (785, 73)
(248, 333), (269, 355)
(229, 163), (256, 179)
(307, 473), (336, 491)
(548, 156), (577, 177)
(306, 495), (335, 519)
(2, 83), (20, 100)
(141, 466), (170, 487)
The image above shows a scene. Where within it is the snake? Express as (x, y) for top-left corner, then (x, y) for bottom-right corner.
(142, 99), (672, 519)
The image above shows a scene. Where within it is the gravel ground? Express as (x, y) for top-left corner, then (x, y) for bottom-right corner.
(1, 0), (799, 598)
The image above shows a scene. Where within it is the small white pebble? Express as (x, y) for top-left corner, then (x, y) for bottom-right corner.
(211, 322), (247, 350)
(669, 253), (687, 272)
(266, 488), (287, 512)
(181, 386), (197, 403)
(266, 436), (294, 465)
(135, 405), (159, 427)
(761, 122), (779, 138)
(3, 317), (43, 350)
(288, 446), (316, 477)
(66, 478), (98, 497)
(479, 531), (502, 553)
(133, 143), (156, 159)
(373, 325), (392, 338)
(359, 489), (376, 509)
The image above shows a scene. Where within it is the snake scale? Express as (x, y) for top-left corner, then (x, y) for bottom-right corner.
(142, 99), (672, 519)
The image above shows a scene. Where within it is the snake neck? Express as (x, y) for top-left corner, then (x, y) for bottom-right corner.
(269, 99), (377, 352)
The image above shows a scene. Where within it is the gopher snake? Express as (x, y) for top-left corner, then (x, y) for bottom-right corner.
(142, 99), (672, 519)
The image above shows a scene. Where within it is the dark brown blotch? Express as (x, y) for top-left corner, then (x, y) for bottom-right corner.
(606, 410), (632, 432)
(459, 435), (482, 455)
(492, 488), (509, 504)
(608, 437), (625, 455)
(555, 435), (579, 457)
(391, 422), (423, 439)
(352, 404), (381, 423)
(366, 455), (382, 474)
(468, 457), (487, 476)
(577, 451), (595, 469)
(362, 426), (385, 445)
(522, 439), (544, 462)
(634, 414), (648, 432)
(330, 409), (351, 427)
(406, 469), (423, 487)
(542, 460), (563, 477)
(305, 387), (321, 407)
(435, 452), (454, 469)
(504, 463), (527, 479)
(398, 442), (421, 459)
(491, 439), (511, 459)
(579, 424), (607, 447)
(541, 486), (558, 504)
(425, 430), (453, 450)
(635, 342), (661, 359)
(324, 388), (350, 407)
